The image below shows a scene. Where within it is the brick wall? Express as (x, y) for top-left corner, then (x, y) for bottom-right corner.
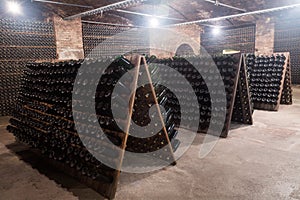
(149, 24), (201, 58)
(173, 24), (201, 52)
(255, 17), (275, 55)
(53, 16), (84, 60)
(52, 16), (201, 60)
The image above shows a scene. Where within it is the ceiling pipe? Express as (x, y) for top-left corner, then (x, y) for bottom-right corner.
(64, 0), (149, 20)
(168, 3), (300, 26)
(201, 23), (224, 28)
(115, 9), (185, 21)
(31, 0), (93, 9)
(81, 20), (144, 28)
(204, 0), (246, 12)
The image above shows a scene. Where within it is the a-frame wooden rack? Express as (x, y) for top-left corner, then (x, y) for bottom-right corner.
(8, 55), (177, 200)
(251, 52), (292, 111)
(280, 53), (293, 105)
(231, 54), (254, 126)
(75, 55), (177, 199)
(216, 54), (253, 137)
(147, 54), (253, 138)
(76, 55), (176, 199)
(193, 54), (253, 138)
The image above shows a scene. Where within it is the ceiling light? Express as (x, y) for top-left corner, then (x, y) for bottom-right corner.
(149, 18), (159, 28)
(212, 26), (221, 35)
(7, 1), (22, 15)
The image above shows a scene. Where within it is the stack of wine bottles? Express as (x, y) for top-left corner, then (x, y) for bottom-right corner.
(281, 58), (293, 105)
(149, 54), (253, 138)
(7, 56), (179, 199)
(127, 74), (180, 153)
(0, 18), (56, 116)
(7, 58), (122, 199)
(246, 53), (292, 111)
(0, 19), (56, 60)
(231, 56), (253, 124)
(201, 25), (256, 55)
(0, 61), (25, 116)
(82, 23), (149, 58)
(275, 21), (300, 84)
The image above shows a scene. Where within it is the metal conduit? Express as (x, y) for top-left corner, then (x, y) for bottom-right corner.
(204, 0), (246, 12)
(31, 0), (93, 9)
(169, 3), (300, 27)
(65, 0), (149, 20)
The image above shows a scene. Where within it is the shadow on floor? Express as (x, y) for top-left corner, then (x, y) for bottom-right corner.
(3, 116), (252, 199)
(2, 116), (161, 199)
(5, 141), (160, 200)
(6, 142), (105, 200)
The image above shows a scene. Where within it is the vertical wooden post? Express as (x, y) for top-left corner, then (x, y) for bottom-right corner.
(108, 55), (141, 199)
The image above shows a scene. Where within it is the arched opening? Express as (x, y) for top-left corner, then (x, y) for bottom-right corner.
(175, 44), (195, 56)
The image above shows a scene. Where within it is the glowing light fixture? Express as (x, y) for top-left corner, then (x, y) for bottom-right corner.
(212, 26), (221, 35)
(149, 18), (159, 28)
(7, 1), (22, 15)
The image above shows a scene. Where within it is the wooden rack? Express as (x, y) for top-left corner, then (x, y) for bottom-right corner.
(8, 55), (176, 199)
(209, 54), (253, 137)
(280, 53), (293, 105)
(149, 54), (253, 138)
(231, 54), (254, 125)
(252, 52), (292, 111)
(0, 19), (56, 116)
(105, 55), (176, 198)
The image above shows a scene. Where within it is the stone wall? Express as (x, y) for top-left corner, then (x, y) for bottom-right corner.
(53, 16), (84, 60)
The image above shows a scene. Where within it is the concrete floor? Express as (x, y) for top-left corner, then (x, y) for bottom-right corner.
(0, 87), (300, 200)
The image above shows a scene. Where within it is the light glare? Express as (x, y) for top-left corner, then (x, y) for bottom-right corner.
(149, 18), (159, 28)
(7, 1), (22, 15)
(212, 26), (221, 35)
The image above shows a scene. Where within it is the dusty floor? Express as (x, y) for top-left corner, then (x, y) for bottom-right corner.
(0, 87), (300, 200)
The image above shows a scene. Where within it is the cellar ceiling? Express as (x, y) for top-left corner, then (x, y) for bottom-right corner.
(1, 0), (300, 26)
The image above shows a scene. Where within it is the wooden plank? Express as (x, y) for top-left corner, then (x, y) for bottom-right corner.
(241, 54), (254, 124)
(275, 52), (289, 110)
(280, 53), (293, 105)
(0, 45), (56, 48)
(219, 54), (242, 138)
(107, 55), (142, 199)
